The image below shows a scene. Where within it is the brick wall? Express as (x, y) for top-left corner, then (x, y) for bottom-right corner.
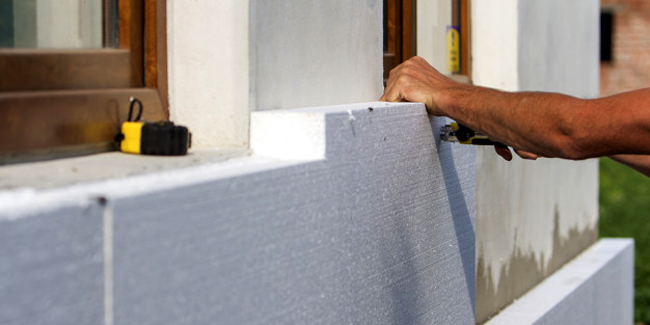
(600, 0), (650, 96)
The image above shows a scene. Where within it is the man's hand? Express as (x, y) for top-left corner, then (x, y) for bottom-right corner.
(495, 147), (538, 161)
(380, 56), (464, 116)
(381, 57), (650, 167)
(381, 56), (540, 162)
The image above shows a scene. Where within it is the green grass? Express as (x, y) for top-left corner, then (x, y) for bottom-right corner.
(599, 157), (650, 323)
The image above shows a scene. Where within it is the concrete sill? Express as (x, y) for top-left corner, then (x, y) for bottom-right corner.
(0, 101), (428, 218)
(0, 148), (250, 191)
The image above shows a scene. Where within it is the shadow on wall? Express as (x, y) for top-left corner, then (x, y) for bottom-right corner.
(434, 117), (477, 313)
(382, 115), (477, 324)
(384, 203), (427, 324)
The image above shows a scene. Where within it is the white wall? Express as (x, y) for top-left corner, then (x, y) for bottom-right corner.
(472, 0), (600, 322)
(167, 0), (250, 148)
(167, 0), (384, 147)
(472, 0), (519, 90)
(249, 0), (384, 111)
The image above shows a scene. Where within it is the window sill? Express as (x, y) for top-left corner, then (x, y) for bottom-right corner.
(0, 101), (429, 217)
(0, 148), (250, 191)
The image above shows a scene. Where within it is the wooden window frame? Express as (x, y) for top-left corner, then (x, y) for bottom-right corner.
(384, 0), (417, 81)
(0, 0), (168, 164)
(383, 0), (471, 80)
(459, 0), (471, 77)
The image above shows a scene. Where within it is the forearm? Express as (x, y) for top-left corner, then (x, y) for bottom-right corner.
(609, 155), (650, 178)
(438, 86), (588, 158)
(382, 57), (650, 160)
(438, 86), (650, 159)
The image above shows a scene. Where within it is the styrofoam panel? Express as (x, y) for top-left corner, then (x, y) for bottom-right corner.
(111, 102), (477, 324)
(0, 203), (104, 325)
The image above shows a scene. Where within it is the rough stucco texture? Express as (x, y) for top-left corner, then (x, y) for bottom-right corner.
(249, 0), (384, 111)
(109, 103), (476, 324)
(167, 0), (250, 148)
(486, 239), (634, 325)
(473, 0), (600, 323)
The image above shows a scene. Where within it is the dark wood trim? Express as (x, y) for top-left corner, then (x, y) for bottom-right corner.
(460, 0), (471, 77)
(383, 0), (416, 81)
(402, 0), (417, 61)
(383, 53), (398, 78)
(452, 0), (460, 26)
(385, 0), (401, 56)
(143, 0), (168, 111)
(118, 0), (133, 49)
(0, 89), (166, 156)
(153, 0), (169, 111)
(145, 0), (158, 88)
(103, 0), (110, 46)
(120, 0), (144, 87)
(0, 50), (132, 91)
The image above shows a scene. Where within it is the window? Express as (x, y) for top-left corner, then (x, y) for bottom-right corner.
(384, 0), (471, 80)
(0, 0), (168, 164)
(383, 0), (417, 81)
(457, 0), (470, 76)
(600, 10), (613, 63)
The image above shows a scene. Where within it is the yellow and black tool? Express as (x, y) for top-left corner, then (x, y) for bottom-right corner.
(116, 97), (191, 155)
(440, 122), (506, 147)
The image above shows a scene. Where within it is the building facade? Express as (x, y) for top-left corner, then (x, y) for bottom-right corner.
(600, 0), (650, 96)
(0, 0), (633, 324)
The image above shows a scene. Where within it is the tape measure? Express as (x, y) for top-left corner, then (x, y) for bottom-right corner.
(116, 98), (191, 155)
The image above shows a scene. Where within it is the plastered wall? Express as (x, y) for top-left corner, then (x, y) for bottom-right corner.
(472, 0), (600, 322)
(166, 0), (249, 148)
(486, 239), (634, 325)
(167, 0), (384, 147)
(249, 0), (384, 111)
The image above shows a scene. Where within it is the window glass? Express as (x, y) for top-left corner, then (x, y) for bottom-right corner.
(0, 0), (117, 49)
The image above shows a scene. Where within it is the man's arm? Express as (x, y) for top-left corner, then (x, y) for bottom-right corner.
(609, 155), (650, 178)
(381, 56), (650, 160)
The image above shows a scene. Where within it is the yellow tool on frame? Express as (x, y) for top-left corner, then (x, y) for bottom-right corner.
(116, 97), (192, 155)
